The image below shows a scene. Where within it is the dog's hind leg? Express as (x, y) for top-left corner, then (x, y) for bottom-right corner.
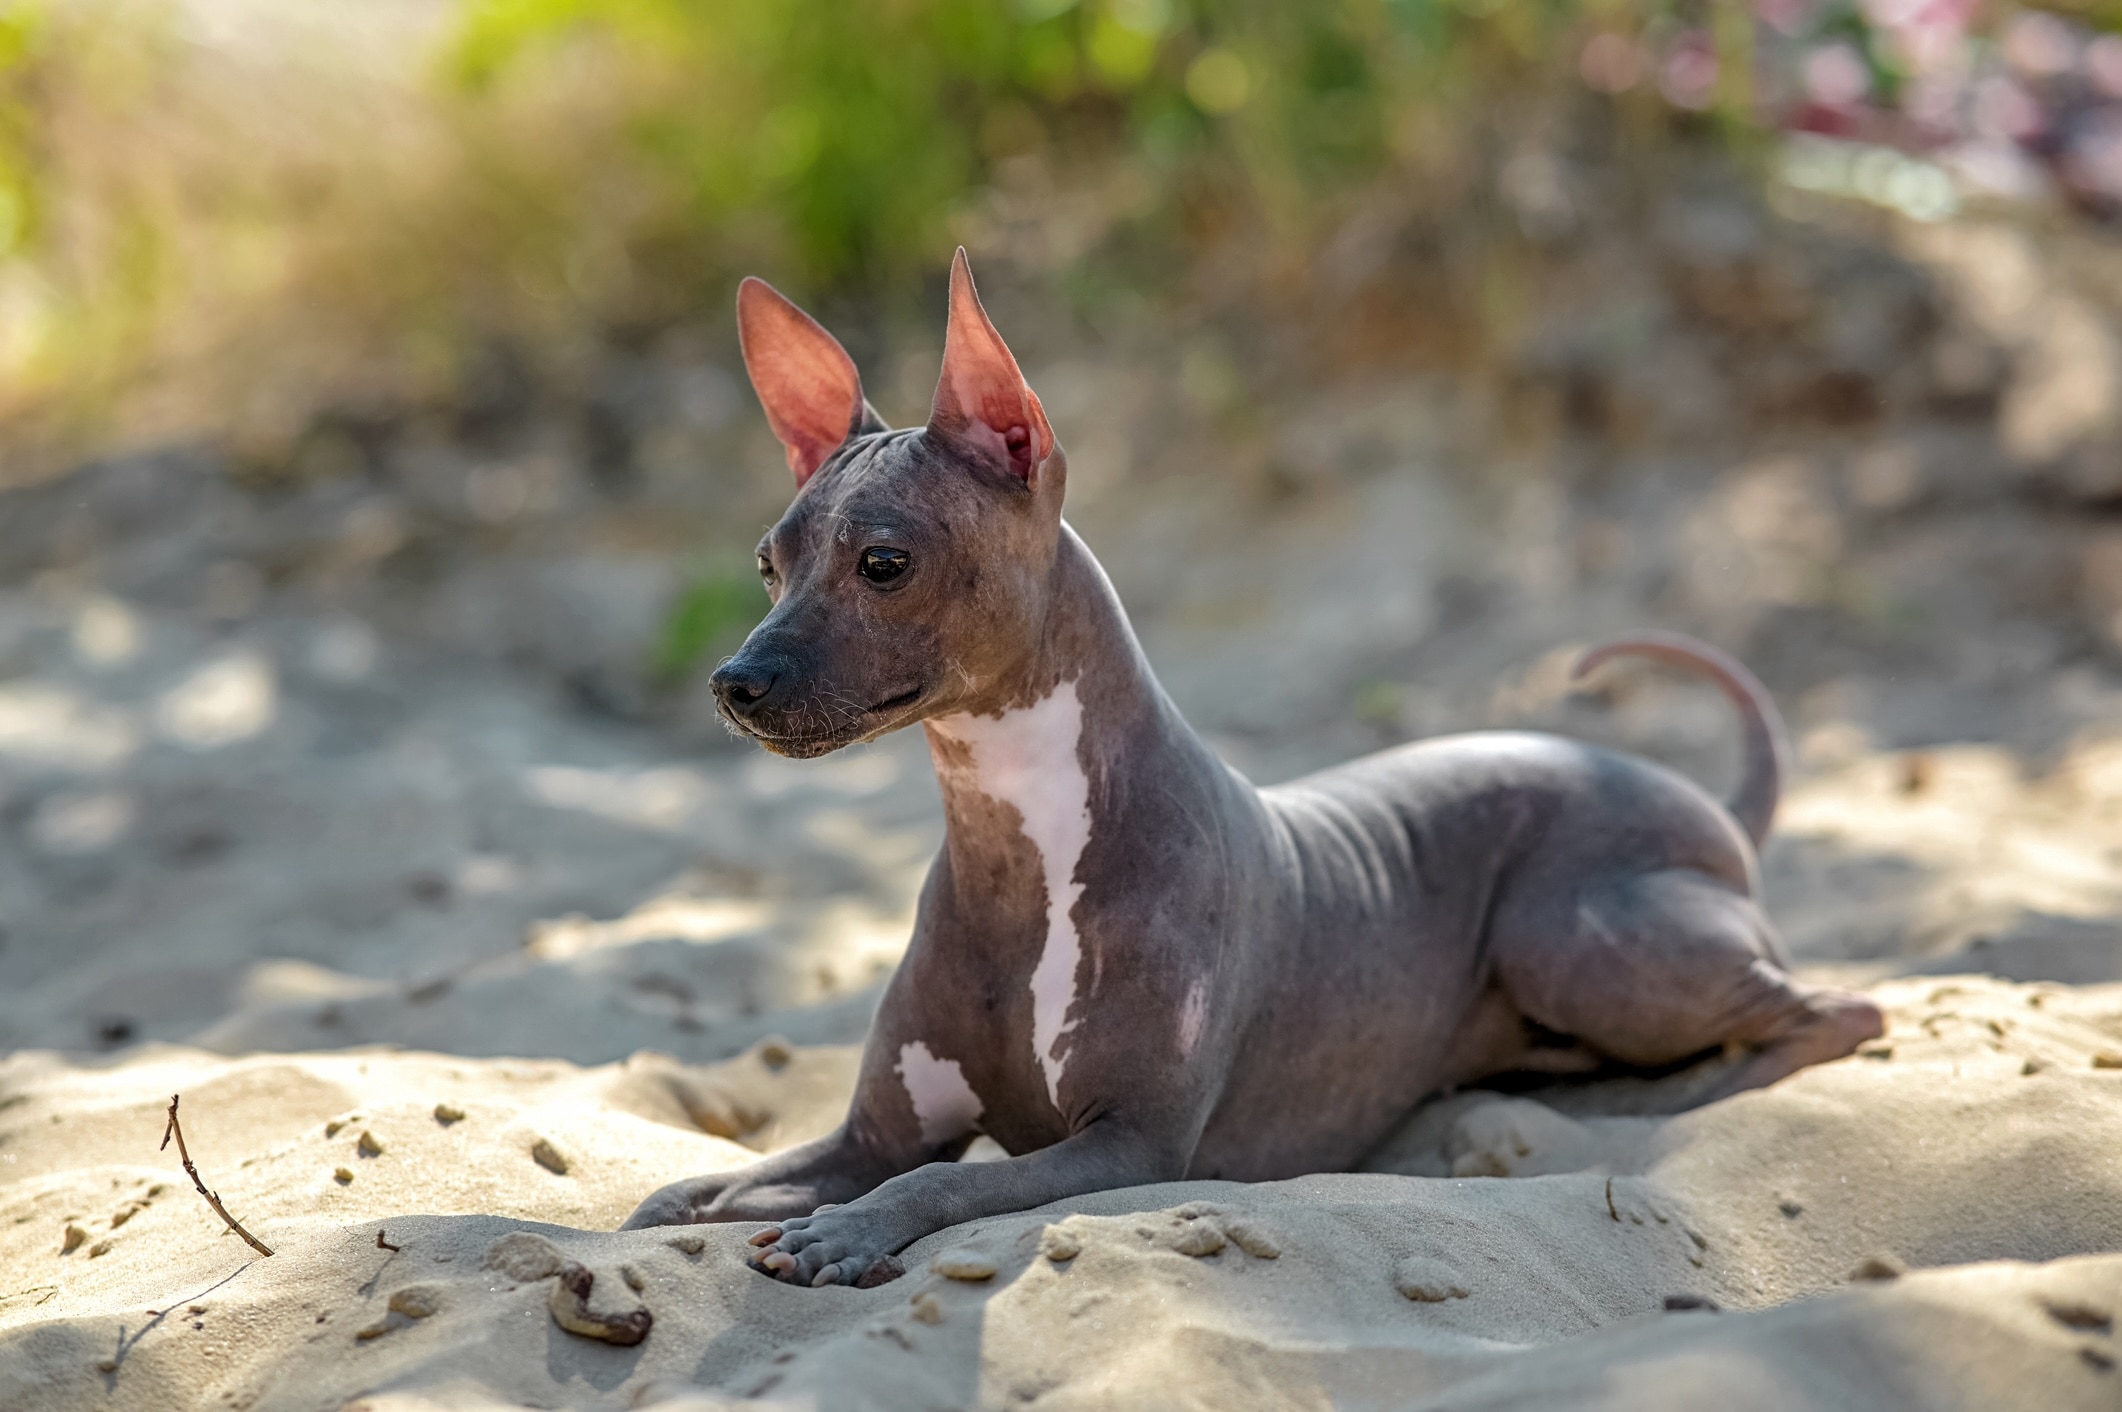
(1491, 867), (1883, 1104)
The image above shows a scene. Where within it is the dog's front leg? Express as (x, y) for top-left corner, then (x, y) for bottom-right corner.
(748, 1120), (1186, 1287)
(618, 1122), (926, 1231)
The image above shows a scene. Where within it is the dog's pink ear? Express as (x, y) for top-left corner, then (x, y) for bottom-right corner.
(737, 277), (868, 488)
(928, 249), (1053, 484)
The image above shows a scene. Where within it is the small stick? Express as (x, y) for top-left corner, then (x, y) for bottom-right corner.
(375, 1230), (401, 1253)
(1605, 1176), (1620, 1222)
(160, 1095), (274, 1258)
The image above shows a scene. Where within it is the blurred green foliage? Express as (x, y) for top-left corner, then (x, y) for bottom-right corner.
(442, 0), (1607, 293)
(653, 554), (768, 681)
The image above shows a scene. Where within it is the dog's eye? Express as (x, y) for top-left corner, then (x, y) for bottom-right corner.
(858, 547), (910, 584)
(756, 553), (775, 582)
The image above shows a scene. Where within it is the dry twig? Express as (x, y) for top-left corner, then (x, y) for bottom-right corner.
(375, 1230), (401, 1253)
(160, 1094), (274, 1257)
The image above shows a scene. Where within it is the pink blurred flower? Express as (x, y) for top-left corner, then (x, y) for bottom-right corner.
(1660, 30), (1720, 111)
(1804, 42), (1872, 109)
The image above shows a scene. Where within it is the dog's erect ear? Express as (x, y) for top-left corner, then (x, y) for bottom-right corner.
(927, 248), (1053, 485)
(737, 277), (874, 488)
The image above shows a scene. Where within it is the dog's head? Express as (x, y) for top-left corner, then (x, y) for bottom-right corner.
(710, 249), (1067, 757)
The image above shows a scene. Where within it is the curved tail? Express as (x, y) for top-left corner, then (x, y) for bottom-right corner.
(1571, 632), (1789, 849)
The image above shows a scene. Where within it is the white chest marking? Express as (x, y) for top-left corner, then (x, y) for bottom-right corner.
(1178, 979), (1209, 1058)
(896, 1041), (982, 1146)
(929, 681), (1093, 1110)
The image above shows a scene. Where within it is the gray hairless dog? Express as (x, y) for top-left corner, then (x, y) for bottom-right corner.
(619, 250), (1886, 1287)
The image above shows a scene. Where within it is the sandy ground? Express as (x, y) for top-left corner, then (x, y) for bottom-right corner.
(1, 976), (2118, 1410)
(7, 198), (2122, 1407)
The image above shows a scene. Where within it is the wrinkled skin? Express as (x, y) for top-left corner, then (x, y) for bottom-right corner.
(620, 251), (1885, 1287)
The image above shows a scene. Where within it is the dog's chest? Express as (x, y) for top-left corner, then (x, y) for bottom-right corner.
(925, 683), (1094, 1113)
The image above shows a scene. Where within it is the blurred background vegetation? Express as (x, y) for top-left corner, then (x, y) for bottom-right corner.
(8, 0), (2120, 463)
(8, 1), (2122, 679)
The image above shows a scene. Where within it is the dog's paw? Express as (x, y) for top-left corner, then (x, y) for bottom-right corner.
(747, 1205), (901, 1288)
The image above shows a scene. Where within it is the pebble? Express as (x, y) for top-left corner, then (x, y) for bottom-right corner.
(355, 1130), (384, 1158)
(1395, 1258), (1469, 1303)
(1663, 1293), (1720, 1312)
(1850, 1255), (1905, 1282)
(88, 1239), (113, 1258)
(387, 1285), (442, 1319)
(432, 1103), (465, 1125)
(334, 1167), (354, 1186)
(931, 1251), (997, 1282)
(909, 1292), (944, 1325)
(1167, 1220), (1226, 1258)
(548, 1262), (652, 1346)
(757, 1037), (794, 1070)
(1039, 1226), (1081, 1262)
(2024, 1058), (2050, 1076)
(2093, 1051), (2122, 1070)
(531, 1138), (570, 1175)
(1219, 1216), (1282, 1260)
(666, 1234), (706, 1256)
(484, 1231), (564, 1282)
(59, 1224), (86, 1256)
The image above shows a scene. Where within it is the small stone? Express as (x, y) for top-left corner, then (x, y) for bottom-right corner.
(60, 1224), (87, 1256)
(1663, 1293), (1720, 1312)
(432, 1103), (465, 1125)
(109, 1205), (140, 1229)
(909, 1292), (944, 1325)
(1778, 1199), (1804, 1218)
(483, 1231), (565, 1282)
(1168, 1219), (1226, 1258)
(666, 1234), (706, 1256)
(757, 1037), (794, 1070)
(95, 1358), (117, 1374)
(355, 1130), (384, 1158)
(548, 1262), (652, 1346)
(1850, 1255), (1905, 1282)
(2093, 1051), (2122, 1070)
(387, 1285), (442, 1319)
(354, 1320), (393, 1341)
(1856, 1041), (1894, 1060)
(530, 1138), (570, 1175)
(1219, 1215), (1282, 1260)
(931, 1250), (997, 1282)
(2024, 1058), (2050, 1076)
(88, 1239), (113, 1258)
(1039, 1225), (1081, 1262)
(622, 1264), (645, 1293)
(1395, 1258), (1470, 1303)
(324, 1118), (349, 1138)
(334, 1167), (354, 1186)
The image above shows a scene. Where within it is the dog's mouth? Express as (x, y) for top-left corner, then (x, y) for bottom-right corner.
(724, 685), (928, 758)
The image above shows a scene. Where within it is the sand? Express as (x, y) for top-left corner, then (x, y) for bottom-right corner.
(1, 971), (2118, 1411)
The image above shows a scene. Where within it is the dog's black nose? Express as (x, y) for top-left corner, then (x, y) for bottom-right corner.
(711, 658), (778, 718)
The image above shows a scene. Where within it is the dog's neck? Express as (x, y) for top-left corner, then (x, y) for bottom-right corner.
(920, 525), (1214, 1101)
(921, 524), (1194, 812)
